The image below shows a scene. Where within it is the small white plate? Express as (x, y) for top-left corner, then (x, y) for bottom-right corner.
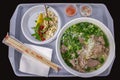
(21, 5), (61, 44)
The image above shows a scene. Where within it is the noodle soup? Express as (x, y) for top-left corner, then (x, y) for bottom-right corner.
(60, 22), (109, 72)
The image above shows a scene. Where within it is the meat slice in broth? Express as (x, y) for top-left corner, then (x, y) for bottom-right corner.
(78, 37), (84, 44)
(92, 44), (103, 54)
(69, 59), (76, 67)
(61, 44), (68, 53)
(87, 59), (100, 67)
(74, 65), (85, 72)
(78, 54), (87, 68)
(97, 36), (105, 45)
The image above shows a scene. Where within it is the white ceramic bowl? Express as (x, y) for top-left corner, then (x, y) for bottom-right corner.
(56, 17), (115, 77)
(21, 5), (61, 44)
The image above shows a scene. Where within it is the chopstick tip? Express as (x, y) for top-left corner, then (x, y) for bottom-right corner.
(5, 32), (9, 39)
(55, 65), (62, 72)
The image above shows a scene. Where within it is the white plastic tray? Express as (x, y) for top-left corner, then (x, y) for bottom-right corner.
(9, 3), (115, 77)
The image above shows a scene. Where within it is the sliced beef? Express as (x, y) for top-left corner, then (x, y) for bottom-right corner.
(87, 59), (100, 67)
(78, 55), (86, 68)
(92, 44), (103, 54)
(95, 36), (105, 45)
(78, 37), (84, 43)
(74, 65), (85, 73)
(98, 36), (105, 45)
(91, 36), (108, 58)
(77, 50), (81, 55)
(104, 48), (109, 55)
(69, 59), (76, 67)
(61, 44), (68, 53)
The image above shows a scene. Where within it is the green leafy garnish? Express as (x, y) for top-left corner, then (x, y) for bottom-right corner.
(35, 20), (37, 22)
(103, 34), (109, 47)
(100, 57), (105, 64)
(63, 59), (73, 67)
(99, 56), (105, 64)
(85, 67), (91, 72)
(44, 17), (52, 21)
(31, 23), (41, 41)
(32, 33), (41, 40)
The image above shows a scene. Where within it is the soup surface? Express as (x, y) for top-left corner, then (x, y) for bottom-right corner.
(60, 22), (109, 72)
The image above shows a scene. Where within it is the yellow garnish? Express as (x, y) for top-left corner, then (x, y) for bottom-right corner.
(36, 13), (43, 25)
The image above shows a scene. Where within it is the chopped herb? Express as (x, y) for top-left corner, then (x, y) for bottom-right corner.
(64, 59), (73, 67)
(103, 34), (109, 47)
(44, 17), (52, 21)
(85, 67), (91, 72)
(99, 57), (105, 64)
(32, 33), (41, 40)
(31, 23), (41, 40)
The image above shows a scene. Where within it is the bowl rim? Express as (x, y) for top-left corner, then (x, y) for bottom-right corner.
(21, 5), (61, 44)
(56, 17), (115, 77)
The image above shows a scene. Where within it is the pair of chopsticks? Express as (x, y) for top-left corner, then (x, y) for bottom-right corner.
(3, 33), (61, 72)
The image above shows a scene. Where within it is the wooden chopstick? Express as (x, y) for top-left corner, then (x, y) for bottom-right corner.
(3, 33), (61, 72)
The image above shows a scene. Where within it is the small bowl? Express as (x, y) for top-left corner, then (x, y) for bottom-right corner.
(80, 5), (92, 17)
(65, 4), (77, 17)
(56, 17), (115, 77)
(21, 5), (61, 44)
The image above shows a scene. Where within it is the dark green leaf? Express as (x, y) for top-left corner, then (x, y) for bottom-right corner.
(64, 59), (73, 67)
(44, 17), (52, 21)
(31, 33), (36, 36)
(103, 34), (109, 47)
(35, 33), (41, 40)
(35, 20), (37, 23)
(85, 67), (91, 72)
(99, 57), (105, 64)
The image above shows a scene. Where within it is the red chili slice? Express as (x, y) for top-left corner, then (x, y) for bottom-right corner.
(37, 25), (45, 41)
(39, 32), (43, 37)
(41, 37), (45, 41)
(40, 25), (44, 30)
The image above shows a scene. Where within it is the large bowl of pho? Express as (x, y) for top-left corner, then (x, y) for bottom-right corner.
(56, 18), (115, 77)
